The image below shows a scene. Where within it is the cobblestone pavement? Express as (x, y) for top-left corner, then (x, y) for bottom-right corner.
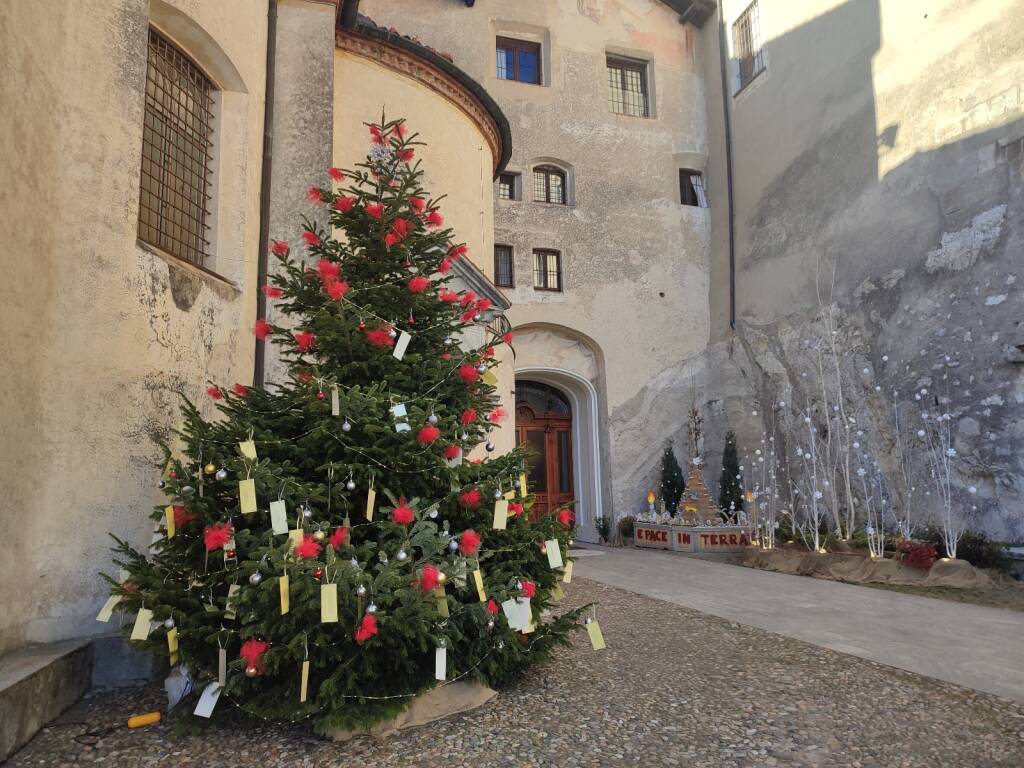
(10, 578), (1024, 768)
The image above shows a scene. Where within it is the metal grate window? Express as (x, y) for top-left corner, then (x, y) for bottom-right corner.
(679, 170), (708, 208)
(532, 166), (565, 204)
(494, 245), (514, 288)
(497, 173), (516, 201)
(733, 1), (766, 93)
(532, 249), (562, 292)
(138, 28), (215, 266)
(607, 56), (649, 117)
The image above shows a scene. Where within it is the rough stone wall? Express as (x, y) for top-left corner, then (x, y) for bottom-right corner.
(0, 0), (267, 654)
(358, 0), (714, 530)
(702, 0), (1024, 540)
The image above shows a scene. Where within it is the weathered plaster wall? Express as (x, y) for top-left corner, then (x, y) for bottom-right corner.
(703, 0), (1024, 539)
(359, 0), (713, 523)
(0, 0), (267, 655)
(332, 47), (515, 455)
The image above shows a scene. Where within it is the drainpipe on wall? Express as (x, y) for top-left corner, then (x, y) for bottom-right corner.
(254, 0), (278, 388)
(339, 0), (360, 29)
(716, 0), (737, 330)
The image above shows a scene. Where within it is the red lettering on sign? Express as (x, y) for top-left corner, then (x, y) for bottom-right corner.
(682, 533), (691, 544)
(700, 534), (710, 545)
(729, 534), (739, 545)
(740, 533), (750, 545)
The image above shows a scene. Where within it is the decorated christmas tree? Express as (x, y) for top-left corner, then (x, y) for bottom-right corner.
(102, 116), (582, 732)
(718, 429), (745, 520)
(658, 439), (686, 515)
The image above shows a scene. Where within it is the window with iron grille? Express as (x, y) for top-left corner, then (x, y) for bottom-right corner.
(679, 169), (708, 208)
(138, 28), (216, 266)
(532, 249), (562, 292)
(732, 1), (766, 94)
(606, 55), (649, 117)
(494, 245), (514, 288)
(532, 166), (565, 204)
(497, 172), (517, 201)
(496, 37), (541, 84)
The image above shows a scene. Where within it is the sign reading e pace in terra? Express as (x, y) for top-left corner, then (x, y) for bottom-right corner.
(695, 529), (751, 552)
(634, 524), (671, 549)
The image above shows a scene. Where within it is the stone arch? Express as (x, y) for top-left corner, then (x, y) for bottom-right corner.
(149, 0), (247, 93)
(513, 323), (608, 542)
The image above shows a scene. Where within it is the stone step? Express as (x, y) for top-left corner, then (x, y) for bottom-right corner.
(0, 639), (93, 762)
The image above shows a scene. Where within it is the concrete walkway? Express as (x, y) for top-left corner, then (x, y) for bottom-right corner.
(573, 545), (1024, 703)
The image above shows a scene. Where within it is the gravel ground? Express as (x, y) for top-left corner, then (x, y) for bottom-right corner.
(10, 578), (1024, 768)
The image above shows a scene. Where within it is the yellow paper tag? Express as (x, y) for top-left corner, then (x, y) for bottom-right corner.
(434, 585), (449, 617)
(224, 584), (240, 620)
(330, 385), (340, 416)
(131, 608), (153, 641)
(562, 560), (573, 584)
(482, 370), (498, 386)
(473, 569), (486, 602)
(503, 490), (516, 500)
(239, 440), (258, 460)
(519, 473), (528, 498)
(165, 505), (176, 539)
(586, 620), (606, 650)
(239, 479), (257, 514)
(365, 487), (376, 522)
(167, 627), (179, 656)
(218, 647), (227, 686)
(279, 574), (290, 615)
(492, 499), (508, 530)
(96, 595), (121, 623)
(321, 583), (338, 623)
(288, 529), (303, 551)
(545, 538), (563, 569)
(551, 584), (565, 600)
(300, 660), (310, 703)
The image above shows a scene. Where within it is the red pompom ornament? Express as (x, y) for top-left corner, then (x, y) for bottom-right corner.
(324, 278), (350, 301)
(354, 613), (378, 643)
(329, 526), (349, 549)
(459, 529), (481, 556)
(203, 523), (232, 552)
(486, 598), (499, 616)
(239, 639), (270, 675)
(488, 407), (507, 423)
(206, 386), (223, 400)
(366, 326), (395, 348)
(173, 505), (197, 528)
(253, 320), (273, 340)
(508, 502), (523, 517)
(295, 534), (322, 559)
(425, 210), (444, 228)
(443, 445), (461, 460)
(317, 258), (340, 281)
(418, 425), (441, 444)
(333, 195), (357, 213)
(460, 409), (477, 425)
(302, 230), (320, 246)
(408, 275), (430, 293)
(459, 489), (481, 508)
(365, 202), (383, 220)
(419, 564), (440, 592)
(294, 331), (316, 352)
(328, 167), (345, 182)
(392, 498), (414, 526)
(521, 580), (536, 598)
(558, 508), (575, 527)
(458, 365), (479, 384)
(408, 196), (426, 214)
(270, 239), (289, 258)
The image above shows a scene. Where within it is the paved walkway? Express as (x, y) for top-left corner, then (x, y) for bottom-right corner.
(574, 545), (1024, 703)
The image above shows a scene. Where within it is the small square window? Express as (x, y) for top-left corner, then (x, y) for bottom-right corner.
(532, 249), (562, 292)
(497, 173), (517, 201)
(607, 55), (649, 117)
(494, 245), (514, 288)
(496, 37), (541, 85)
(533, 166), (566, 205)
(679, 170), (708, 208)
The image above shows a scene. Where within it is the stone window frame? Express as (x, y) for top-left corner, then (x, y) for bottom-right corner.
(532, 249), (563, 292)
(497, 171), (520, 201)
(494, 244), (515, 288)
(532, 165), (567, 205)
(732, 0), (767, 96)
(496, 36), (542, 85)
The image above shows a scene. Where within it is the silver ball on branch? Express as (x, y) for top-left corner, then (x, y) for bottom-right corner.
(163, 617), (175, 629)
(427, 413), (438, 425)
(477, 363), (487, 374)
(396, 549), (408, 562)
(249, 572), (263, 586)
(428, 508), (439, 519)
(494, 489), (502, 499)
(215, 468), (228, 481)
(388, 328), (398, 339)
(342, 419), (352, 432)
(460, 432), (469, 442)
(448, 539), (459, 552)
(346, 480), (356, 491)
(302, 505), (313, 518)
(158, 480), (166, 489)
(181, 485), (195, 495)
(366, 602), (378, 614)
(245, 666), (258, 678)
(485, 441), (495, 452)
(356, 584), (367, 597)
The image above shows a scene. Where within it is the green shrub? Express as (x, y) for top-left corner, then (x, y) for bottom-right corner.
(617, 515), (636, 539)
(916, 525), (1010, 572)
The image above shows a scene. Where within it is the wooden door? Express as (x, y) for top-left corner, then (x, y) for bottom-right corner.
(515, 381), (575, 522)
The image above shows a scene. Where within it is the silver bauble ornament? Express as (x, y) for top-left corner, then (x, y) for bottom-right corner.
(514, 580), (522, 590)
(164, 617), (175, 629)
(428, 413), (438, 425)
(346, 480), (356, 491)
(396, 549), (408, 562)
(302, 505), (313, 518)
(485, 441), (495, 452)
(181, 485), (195, 495)
(461, 432), (469, 442)
(158, 480), (166, 489)
(428, 508), (438, 519)
(494, 489), (502, 499)
(388, 328), (398, 339)
(487, 619), (495, 629)
(513, 479), (521, 489)
(342, 419), (352, 432)
(477, 363), (487, 374)
(245, 666), (258, 678)
(448, 539), (459, 552)
(356, 584), (367, 596)
(249, 572), (263, 586)
(215, 468), (228, 481)
(366, 602), (378, 614)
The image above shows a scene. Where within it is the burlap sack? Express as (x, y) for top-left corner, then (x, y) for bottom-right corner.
(324, 681), (497, 741)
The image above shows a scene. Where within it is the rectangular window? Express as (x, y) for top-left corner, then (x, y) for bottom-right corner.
(532, 249), (562, 292)
(497, 173), (516, 201)
(733, 1), (766, 93)
(496, 37), (541, 84)
(532, 166), (566, 204)
(494, 245), (514, 288)
(606, 55), (649, 117)
(679, 170), (708, 208)
(138, 28), (215, 266)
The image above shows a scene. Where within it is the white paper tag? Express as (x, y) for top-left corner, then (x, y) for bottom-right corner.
(501, 598), (521, 629)
(96, 595), (121, 623)
(390, 402), (407, 419)
(130, 608), (154, 641)
(435, 646), (447, 681)
(393, 331), (412, 360)
(193, 681), (222, 718)
(395, 422), (411, 433)
(330, 385), (340, 416)
(545, 539), (563, 569)
(519, 598), (533, 633)
(270, 500), (288, 535)
(218, 647), (227, 686)
(224, 584), (241, 620)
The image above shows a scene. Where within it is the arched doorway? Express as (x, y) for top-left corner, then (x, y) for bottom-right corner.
(515, 380), (574, 522)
